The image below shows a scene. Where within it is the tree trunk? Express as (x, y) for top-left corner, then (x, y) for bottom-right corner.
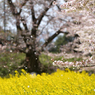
(25, 50), (42, 73)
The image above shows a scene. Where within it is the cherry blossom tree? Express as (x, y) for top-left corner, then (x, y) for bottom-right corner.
(52, 0), (95, 70)
(1, 0), (71, 73)
(59, 0), (95, 56)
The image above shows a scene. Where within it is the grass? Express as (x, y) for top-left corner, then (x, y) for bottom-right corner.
(54, 56), (83, 62)
(0, 52), (25, 77)
(39, 53), (52, 66)
(0, 52), (83, 77)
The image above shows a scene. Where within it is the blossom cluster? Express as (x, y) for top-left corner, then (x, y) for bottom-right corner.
(53, 57), (94, 68)
(0, 69), (95, 94)
(60, 0), (95, 14)
(0, 45), (6, 50)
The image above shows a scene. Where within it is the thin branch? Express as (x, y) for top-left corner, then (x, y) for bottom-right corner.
(56, 4), (61, 11)
(38, 15), (68, 36)
(37, 0), (56, 26)
(7, 0), (29, 16)
(38, 17), (54, 36)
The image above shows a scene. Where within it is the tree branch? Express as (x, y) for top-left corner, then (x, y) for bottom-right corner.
(37, 15), (68, 36)
(8, 0), (29, 16)
(7, 0), (17, 16)
(31, 5), (36, 23)
(41, 29), (62, 51)
(37, 17), (54, 36)
(8, 0), (30, 35)
(21, 19), (29, 32)
(56, 4), (61, 11)
(37, 0), (56, 26)
(21, 0), (29, 7)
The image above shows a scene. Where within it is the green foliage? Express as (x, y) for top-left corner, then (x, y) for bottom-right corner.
(39, 53), (54, 73)
(55, 35), (68, 53)
(0, 52), (25, 77)
(49, 35), (67, 53)
(0, 51), (95, 78)
(0, 52), (54, 77)
(55, 35), (67, 46)
(63, 57), (83, 62)
(49, 35), (74, 53)
(39, 53), (52, 66)
(0, 52), (83, 75)
(0, 52), (84, 77)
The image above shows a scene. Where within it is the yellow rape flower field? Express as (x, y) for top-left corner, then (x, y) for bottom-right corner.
(0, 69), (95, 95)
